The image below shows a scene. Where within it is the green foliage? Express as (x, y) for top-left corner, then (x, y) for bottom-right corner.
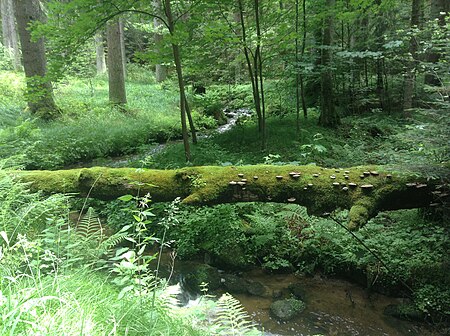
(0, 171), (68, 242)
(0, 72), (181, 169)
(212, 293), (259, 336)
(293, 208), (449, 318)
(170, 203), (302, 271)
(0, 174), (254, 335)
(0, 43), (14, 71)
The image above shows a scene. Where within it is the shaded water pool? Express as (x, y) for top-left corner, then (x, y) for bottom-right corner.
(230, 269), (428, 336)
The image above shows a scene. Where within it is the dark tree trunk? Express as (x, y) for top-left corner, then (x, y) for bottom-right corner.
(402, 0), (423, 117)
(295, 0), (300, 131)
(237, 0), (266, 148)
(106, 18), (127, 105)
(374, 0), (386, 111)
(300, 0), (307, 119)
(13, 0), (58, 119)
(254, 0), (266, 149)
(319, 0), (340, 128)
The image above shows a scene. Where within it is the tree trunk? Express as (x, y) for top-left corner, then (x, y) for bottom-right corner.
(374, 0), (387, 111)
(94, 32), (106, 75)
(119, 18), (127, 80)
(13, 0), (58, 119)
(300, 0), (307, 119)
(153, 0), (167, 83)
(318, 0), (340, 128)
(295, 0), (300, 132)
(1, 0), (21, 70)
(106, 18), (127, 105)
(237, 0), (266, 147)
(254, 0), (266, 149)
(164, 0), (190, 161)
(424, 0), (449, 86)
(14, 165), (447, 230)
(402, 0), (422, 117)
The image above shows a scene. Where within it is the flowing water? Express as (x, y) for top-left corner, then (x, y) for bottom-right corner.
(67, 108), (253, 169)
(230, 269), (428, 336)
(153, 251), (436, 336)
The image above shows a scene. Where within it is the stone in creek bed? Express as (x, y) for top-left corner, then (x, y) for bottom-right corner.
(270, 298), (306, 321)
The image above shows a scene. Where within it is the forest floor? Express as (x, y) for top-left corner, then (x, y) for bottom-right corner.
(1, 70), (449, 335)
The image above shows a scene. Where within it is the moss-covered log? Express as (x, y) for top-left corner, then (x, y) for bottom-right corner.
(11, 165), (448, 229)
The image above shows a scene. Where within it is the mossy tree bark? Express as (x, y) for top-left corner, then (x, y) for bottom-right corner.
(12, 165), (448, 230)
(14, 0), (58, 119)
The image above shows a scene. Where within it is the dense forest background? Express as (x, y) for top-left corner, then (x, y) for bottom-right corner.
(0, 0), (449, 335)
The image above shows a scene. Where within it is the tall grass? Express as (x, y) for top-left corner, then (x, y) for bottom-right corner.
(0, 71), (182, 169)
(0, 166), (261, 335)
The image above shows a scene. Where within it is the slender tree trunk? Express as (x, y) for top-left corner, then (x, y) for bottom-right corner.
(300, 0), (307, 119)
(295, 0), (300, 132)
(106, 18), (127, 105)
(237, 0), (263, 137)
(185, 96), (197, 144)
(319, 0), (340, 128)
(153, 0), (167, 82)
(119, 18), (127, 80)
(374, 0), (386, 111)
(1, 0), (21, 70)
(233, 11), (242, 84)
(424, 0), (449, 86)
(254, 0), (266, 149)
(402, 0), (422, 117)
(13, 0), (58, 119)
(94, 32), (106, 75)
(164, 0), (190, 161)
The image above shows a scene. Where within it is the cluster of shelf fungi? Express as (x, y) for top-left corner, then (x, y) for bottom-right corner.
(227, 167), (446, 209)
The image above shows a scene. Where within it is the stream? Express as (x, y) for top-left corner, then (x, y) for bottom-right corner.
(233, 269), (423, 336)
(67, 108), (253, 169)
(153, 251), (435, 336)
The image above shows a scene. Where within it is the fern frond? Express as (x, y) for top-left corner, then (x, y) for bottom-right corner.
(98, 231), (127, 254)
(214, 293), (257, 336)
(76, 207), (103, 242)
(279, 204), (312, 224)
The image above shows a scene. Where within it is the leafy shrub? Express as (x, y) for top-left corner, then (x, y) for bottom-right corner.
(169, 203), (302, 271)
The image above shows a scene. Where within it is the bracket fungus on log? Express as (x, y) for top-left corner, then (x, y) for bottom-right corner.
(10, 164), (445, 230)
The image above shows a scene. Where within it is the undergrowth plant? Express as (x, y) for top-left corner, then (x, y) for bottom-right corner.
(0, 167), (260, 335)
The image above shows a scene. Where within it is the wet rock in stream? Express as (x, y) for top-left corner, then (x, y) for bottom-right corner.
(270, 298), (306, 321)
(180, 263), (222, 293)
(222, 273), (248, 294)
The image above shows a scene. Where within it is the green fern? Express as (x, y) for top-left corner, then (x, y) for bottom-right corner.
(76, 207), (104, 242)
(278, 204), (312, 225)
(213, 293), (259, 336)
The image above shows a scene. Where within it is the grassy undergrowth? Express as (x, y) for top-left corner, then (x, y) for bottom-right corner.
(0, 70), (182, 169)
(0, 167), (262, 336)
(1, 70), (448, 170)
(139, 107), (449, 170)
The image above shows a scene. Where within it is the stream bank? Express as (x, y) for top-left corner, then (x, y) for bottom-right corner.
(153, 251), (440, 336)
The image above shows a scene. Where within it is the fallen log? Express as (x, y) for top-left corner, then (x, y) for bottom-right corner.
(11, 165), (448, 229)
